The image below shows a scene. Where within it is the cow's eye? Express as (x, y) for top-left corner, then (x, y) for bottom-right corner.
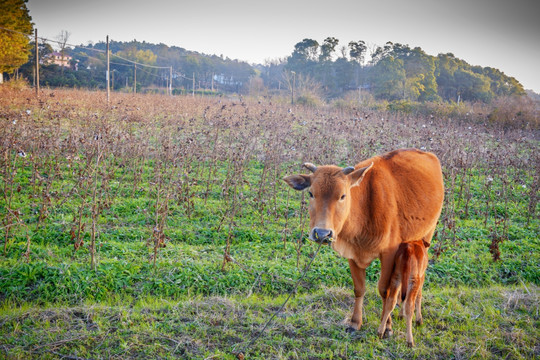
(340, 194), (346, 200)
(308, 191), (314, 198)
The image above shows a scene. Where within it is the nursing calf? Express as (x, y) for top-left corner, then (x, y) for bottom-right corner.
(378, 239), (429, 347)
(283, 149), (444, 334)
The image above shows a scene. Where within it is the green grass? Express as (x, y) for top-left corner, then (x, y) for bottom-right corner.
(1, 284), (537, 359)
(1, 159), (538, 304)
(1, 88), (539, 359)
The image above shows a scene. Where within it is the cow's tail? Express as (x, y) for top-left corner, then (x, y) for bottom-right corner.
(400, 245), (413, 302)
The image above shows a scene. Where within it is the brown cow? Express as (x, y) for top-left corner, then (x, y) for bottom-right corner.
(283, 148), (443, 335)
(377, 239), (429, 347)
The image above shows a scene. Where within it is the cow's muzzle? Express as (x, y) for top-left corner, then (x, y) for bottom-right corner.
(311, 228), (334, 245)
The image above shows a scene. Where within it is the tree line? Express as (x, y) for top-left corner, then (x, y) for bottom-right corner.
(261, 38), (525, 103)
(15, 39), (255, 93)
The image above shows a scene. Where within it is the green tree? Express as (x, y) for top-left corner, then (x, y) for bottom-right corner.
(480, 66), (525, 97)
(333, 56), (355, 94)
(436, 53), (460, 101)
(348, 40), (367, 64)
(401, 47), (439, 101)
(0, 0), (33, 82)
(370, 41), (394, 64)
(117, 47), (157, 65)
(370, 56), (406, 100)
(454, 68), (492, 102)
(348, 40), (367, 89)
(287, 38), (319, 75)
(19, 40), (52, 82)
(319, 37), (339, 62)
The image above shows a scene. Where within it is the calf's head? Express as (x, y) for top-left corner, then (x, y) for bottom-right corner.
(283, 162), (373, 244)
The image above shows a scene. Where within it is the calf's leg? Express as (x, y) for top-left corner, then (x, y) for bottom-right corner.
(404, 276), (422, 347)
(377, 274), (400, 339)
(378, 246), (399, 335)
(415, 285), (423, 325)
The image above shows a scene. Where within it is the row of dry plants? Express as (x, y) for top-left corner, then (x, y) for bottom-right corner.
(1, 86), (539, 269)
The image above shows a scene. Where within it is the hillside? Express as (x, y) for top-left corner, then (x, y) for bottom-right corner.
(16, 37), (528, 105)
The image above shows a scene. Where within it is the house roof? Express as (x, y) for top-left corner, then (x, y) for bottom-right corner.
(50, 51), (72, 58)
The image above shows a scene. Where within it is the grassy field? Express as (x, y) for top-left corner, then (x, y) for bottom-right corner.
(0, 87), (539, 359)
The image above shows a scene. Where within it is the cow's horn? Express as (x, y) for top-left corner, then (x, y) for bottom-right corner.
(303, 163), (317, 173)
(342, 166), (355, 175)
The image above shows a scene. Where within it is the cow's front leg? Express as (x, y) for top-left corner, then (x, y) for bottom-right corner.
(347, 259), (366, 332)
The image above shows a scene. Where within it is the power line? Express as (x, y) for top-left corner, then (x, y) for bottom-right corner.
(3, 26), (200, 95)
(83, 54), (135, 68)
(1, 26), (171, 71)
(136, 65), (168, 79)
(38, 37), (106, 54)
(111, 52), (170, 69)
(174, 71), (194, 81)
(0, 25), (32, 37)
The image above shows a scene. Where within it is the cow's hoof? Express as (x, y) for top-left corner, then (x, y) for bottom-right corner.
(345, 326), (357, 333)
(383, 329), (393, 338)
(407, 341), (415, 348)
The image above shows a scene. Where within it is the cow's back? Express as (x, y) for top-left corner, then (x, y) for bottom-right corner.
(356, 149), (444, 245)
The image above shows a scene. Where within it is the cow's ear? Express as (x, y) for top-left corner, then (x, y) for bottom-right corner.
(283, 174), (311, 191)
(349, 162), (374, 188)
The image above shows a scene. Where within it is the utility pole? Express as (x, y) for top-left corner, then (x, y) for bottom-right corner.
(106, 35), (110, 104)
(169, 66), (172, 96)
(134, 65), (137, 94)
(291, 71), (296, 105)
(35, 29), (39, 97)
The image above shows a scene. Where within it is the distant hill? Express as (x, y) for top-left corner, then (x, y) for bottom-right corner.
(18, 37), (527, 103)
(20, 39), (255, 92)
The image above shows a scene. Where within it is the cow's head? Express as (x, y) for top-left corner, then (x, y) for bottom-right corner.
(283, 162), (373, 244)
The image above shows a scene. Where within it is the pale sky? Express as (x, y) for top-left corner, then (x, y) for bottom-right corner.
(27, 0), (540, 92)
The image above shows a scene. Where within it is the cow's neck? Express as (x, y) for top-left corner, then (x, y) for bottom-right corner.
(339, 173), (387, 249)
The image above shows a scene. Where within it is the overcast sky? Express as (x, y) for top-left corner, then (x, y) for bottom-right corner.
(27, 0), (540, 92)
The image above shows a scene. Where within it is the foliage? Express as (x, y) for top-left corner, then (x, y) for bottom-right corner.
(9, 32), (529, 106)
(16, 39), (255, 93)
(268, 38), (526, 104)
(117, 47), (157, 65)
(370, 56), (406, 100)
(0, 0), (33, 76)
